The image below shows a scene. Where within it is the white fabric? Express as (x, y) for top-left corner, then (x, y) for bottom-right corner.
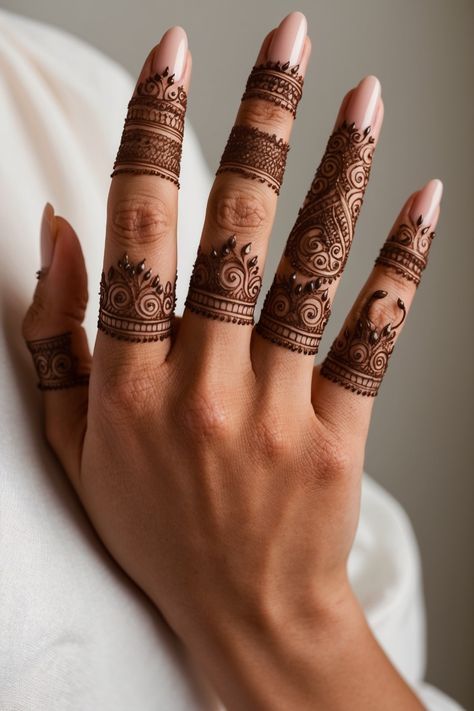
(0, 9), (463, 710)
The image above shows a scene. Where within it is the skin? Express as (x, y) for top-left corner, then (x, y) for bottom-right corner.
(21, 16), (440, 711)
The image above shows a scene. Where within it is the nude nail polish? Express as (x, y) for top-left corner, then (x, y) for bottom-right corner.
(267, 11), (307, 65)
(345, 75), (381, 130)
(40, 202), (57, 269)
(152, 26), (188, 82)
(409, 178), (443, 225)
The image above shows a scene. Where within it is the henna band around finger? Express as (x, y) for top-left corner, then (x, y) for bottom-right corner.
(112, 68), (187, 187)
(185, 235), (262, 324)
(217, 125), (289, 194)
(285, 121), (375, 281)
(256, 272), (331, 355)
(98, 254), (176, 342)
(26, 332), (90, 390)
(320, 290), (406, 397)
(242, 60), (304, 118)
(375, 213), (436, 286)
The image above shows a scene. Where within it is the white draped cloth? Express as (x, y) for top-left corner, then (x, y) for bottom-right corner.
(0, 9), (462, 710)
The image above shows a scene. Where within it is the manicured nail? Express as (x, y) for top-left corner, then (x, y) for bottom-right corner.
(267, 11), (307, 65)
(345, 75), (381, 130)
(40, 202), (58, 269)
(409, 178), (443, 226)
(152, 26), (188, 83)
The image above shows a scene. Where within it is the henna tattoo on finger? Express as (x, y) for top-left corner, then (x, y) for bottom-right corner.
(185, 235), (262, 325)
(112, 68), (187, 187)
(98, 253), (176, 342)
(285, 121), (375, 281)
(26, 332), (90, 390)
(375, 213), (436, 286)
(216, 125), (290, 194)
(320, 290), (406, 397)
(242, 60), (304, 118)
(256, 272), (331, 355)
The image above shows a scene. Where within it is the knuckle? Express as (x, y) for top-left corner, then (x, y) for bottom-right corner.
(22, 290), (48, 340)
(96, 369), (156, 421)
(209, 186), (269, 236)
(374, 265), (414, 301)
(238, 100), (290, 135)
(109, 194), (173, 248)
(317, 434), (352, 484)
(177, 387), (232, 441)
(254, 416), (290, 461)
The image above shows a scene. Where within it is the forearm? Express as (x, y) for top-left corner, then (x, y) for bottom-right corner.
(186, 585), (425, 711)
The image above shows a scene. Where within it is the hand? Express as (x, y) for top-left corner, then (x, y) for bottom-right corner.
(23, 13), (440, 710)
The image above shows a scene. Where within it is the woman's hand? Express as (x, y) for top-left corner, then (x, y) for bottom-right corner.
(22, 13), (441, 710)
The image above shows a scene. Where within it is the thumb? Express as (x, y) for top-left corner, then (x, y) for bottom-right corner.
(22, 203), (91, 484)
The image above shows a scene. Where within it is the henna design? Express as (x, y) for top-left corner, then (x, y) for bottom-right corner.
(216, 125), (290, 194)
(98, 253), (176, 342)
(320, 290), (406, 397)
(185, 235), (262, 325)
(375, 213), (436, 286)
(285, 121), (375, 280)
(26, 332), (90, 390)
(111, 68), (187, 187)
(242, 60), (304, 117)
(256, 272), (331, 355)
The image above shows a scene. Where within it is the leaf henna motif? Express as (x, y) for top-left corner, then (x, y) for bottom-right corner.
(320, 290), (406, 396)
(185, 236), (263, 325)
(98, 254), (176, 342)
(285, 121), (375, 281)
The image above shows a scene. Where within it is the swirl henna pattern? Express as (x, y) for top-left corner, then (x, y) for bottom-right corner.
(112, 68), (187, 187)
(217, 125), (290, 194)
(256, 272), (331, 355)
(185, 235), (262, 325)
(285, 121), (375, 280)
(242, 60), (304, 117)
(375, 213), (436, 286)
(320, 290), (406, 397)
(26, 332), (90, 390)
(98, 253), (176, 342)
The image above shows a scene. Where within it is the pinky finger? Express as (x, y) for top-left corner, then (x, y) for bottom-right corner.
(22, 203), (91, 485)
(313, 178), (443, 439)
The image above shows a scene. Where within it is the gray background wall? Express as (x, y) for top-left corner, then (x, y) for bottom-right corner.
(3, 0), (472, 707)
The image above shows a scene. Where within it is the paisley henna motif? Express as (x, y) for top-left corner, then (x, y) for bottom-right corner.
(112, 68), (187, 187)
(185, 235), (262, 325)
(375, 213), (435, 286)
(98, 253), (176, 342)
(285, 121), (375, 280)
(256, 272), (331, 355)
(320, 290), (406, 397)
(242, 60), (304, 117)
(26, 332), (90, 390)
(217, 125), (290, 194)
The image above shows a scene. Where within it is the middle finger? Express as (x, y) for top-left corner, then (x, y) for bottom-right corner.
(177, 12), (311, 365)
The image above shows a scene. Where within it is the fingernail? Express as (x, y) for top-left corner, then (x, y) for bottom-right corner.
(40, 202), (58, 269)
(345, 75), (381, 130)
(152, 26), (188, 83)
(409, 178), (443, 226)
(267, 11), (307, 65)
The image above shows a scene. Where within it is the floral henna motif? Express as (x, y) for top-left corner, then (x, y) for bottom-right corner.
(26, 332), (90, 390)
(98, 253), (176, 342)
(375, 213), (436, 286)
(285, 121), (375, 280)
(242, 60), (304, 117)
(185, 235), (262, 325)
(112, 68), (187, 187)
(256, 272), (331, 355)
(320, 290), (406, 397)
(216, 125), (290, 194)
